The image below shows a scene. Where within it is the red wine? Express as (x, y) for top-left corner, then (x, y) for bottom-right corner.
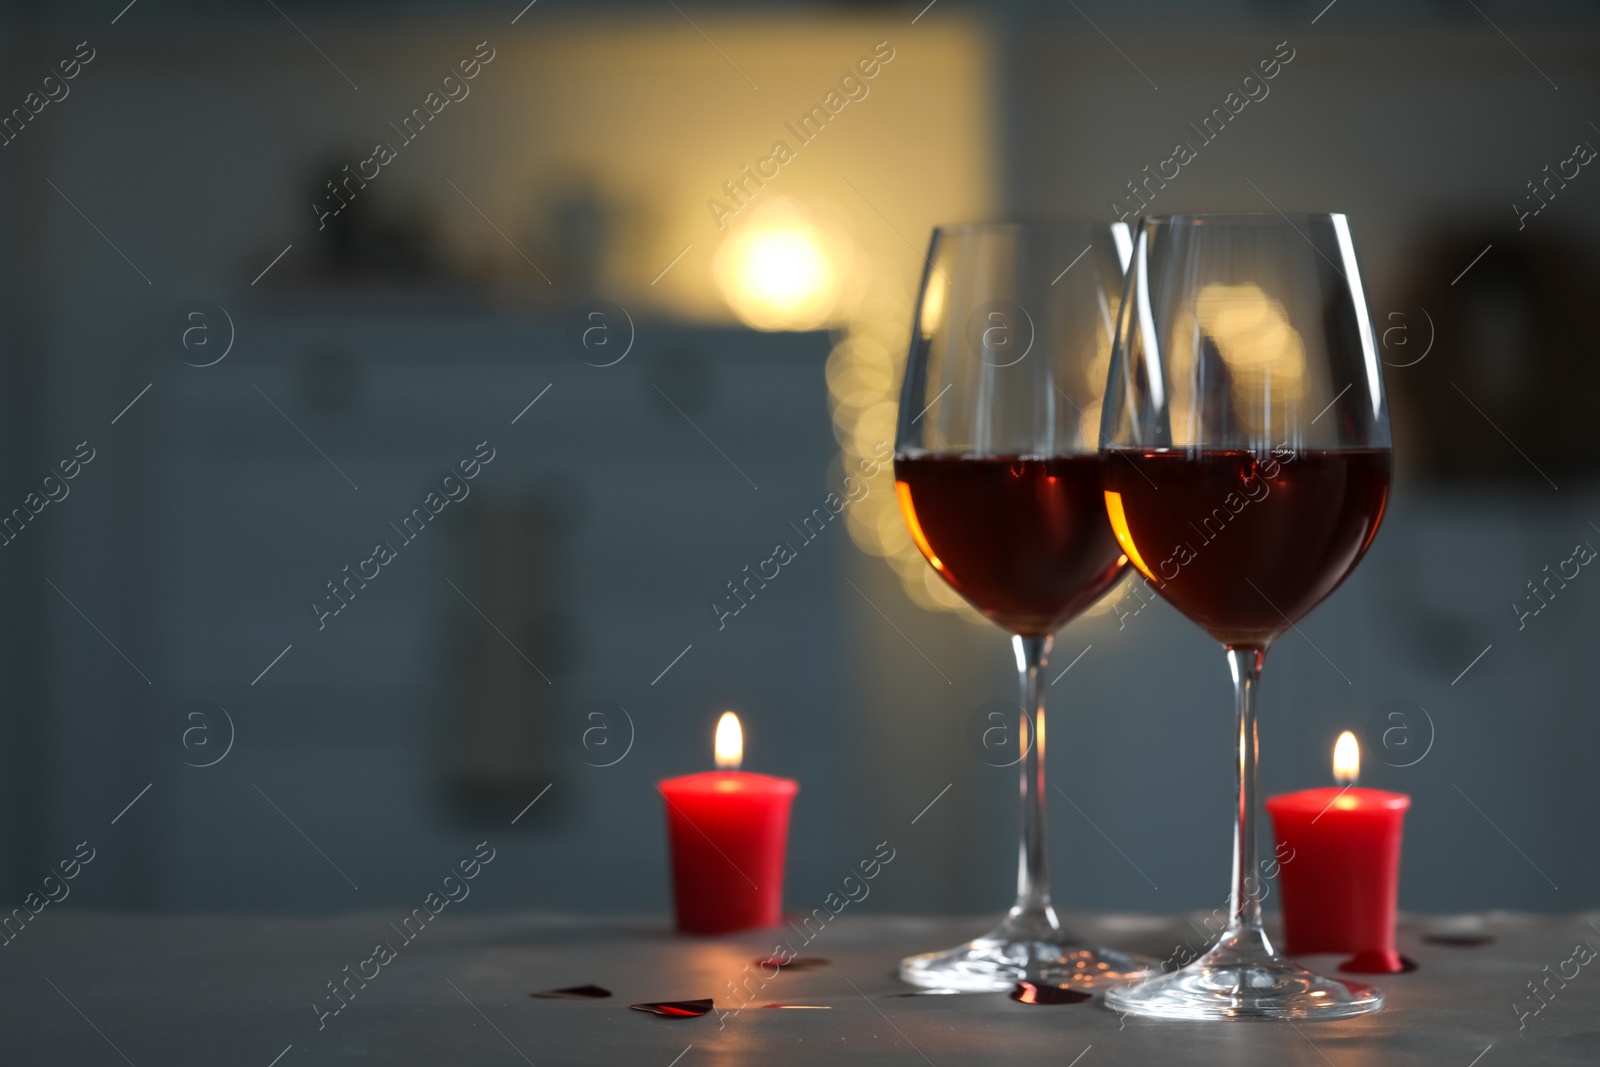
(894, 454), (1128, 636)
(1102, 448), (1390, 648)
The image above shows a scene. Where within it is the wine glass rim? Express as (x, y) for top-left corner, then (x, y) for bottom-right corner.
(932, 219), (1120, 234)
(894, 447), (1103, 458)
(1140, 211), (1349, 225)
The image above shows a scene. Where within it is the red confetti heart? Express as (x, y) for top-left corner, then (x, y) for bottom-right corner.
(531, 984), (612, 999)
(1009, 981), (1092, 1005)
(630, 998), (714, 1018)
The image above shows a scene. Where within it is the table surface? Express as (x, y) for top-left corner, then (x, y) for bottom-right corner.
(4, 910), (1597, 1065)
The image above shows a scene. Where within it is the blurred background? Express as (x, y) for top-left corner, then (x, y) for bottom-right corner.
(0, 0), (1596, 925)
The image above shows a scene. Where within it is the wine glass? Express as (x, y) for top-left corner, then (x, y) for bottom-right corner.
(1099, 213), (1392, 1020)
(893, 221), (1155, 991)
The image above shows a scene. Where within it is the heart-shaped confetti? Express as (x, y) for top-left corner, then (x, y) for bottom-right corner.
(754, 956), (831, 971)
(531, 984), (612, 999)
(1009, 981), (1092, 1005)
(630, 998), (714, 1018)
(1422, 932), (1494, 947)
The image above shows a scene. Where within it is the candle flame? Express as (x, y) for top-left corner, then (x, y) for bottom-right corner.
(715, 711), (743, 770)
(1333, 730), (1360, 787)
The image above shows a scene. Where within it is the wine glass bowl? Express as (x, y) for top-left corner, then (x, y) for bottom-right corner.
(1102, 447), (1390, 649)
(894, 454), (1127, 636)
(1100, 213), (1392, 1020)
(893, 221), (1154, 991)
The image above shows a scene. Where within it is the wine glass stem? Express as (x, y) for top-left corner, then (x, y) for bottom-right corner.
(1010, 633), (1055, 925)
(1226, 646), (1268, 943)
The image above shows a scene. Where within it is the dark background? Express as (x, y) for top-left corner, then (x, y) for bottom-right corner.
(0, 0), (1596, 924)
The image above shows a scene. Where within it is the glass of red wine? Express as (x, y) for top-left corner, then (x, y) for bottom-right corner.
(1100, 213), (1392, 1020)
(893, 221), (1156, 991)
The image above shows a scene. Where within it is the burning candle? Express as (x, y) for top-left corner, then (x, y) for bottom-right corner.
(1266, 732), (1411, 974)
(658, 712), (798, 935)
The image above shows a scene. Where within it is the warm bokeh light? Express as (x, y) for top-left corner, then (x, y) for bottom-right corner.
(1195, 284), (1306, 373)
(714, 711), (743, 770)
(830, 267), (991, 621)
(777, 28), (994, 622)
(1334, 730), (1360, 786)
(714, 199), (853, 331)
(1166, 283), (1308, 442)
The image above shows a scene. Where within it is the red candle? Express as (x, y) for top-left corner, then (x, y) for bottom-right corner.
(1266, 731), (1411, 974)
(658, 712), (798, 935)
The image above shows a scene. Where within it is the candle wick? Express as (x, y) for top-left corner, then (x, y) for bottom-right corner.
(1335, 776), (1357, 789)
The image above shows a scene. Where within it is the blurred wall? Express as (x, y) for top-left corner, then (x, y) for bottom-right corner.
(0, 6), (999, 915)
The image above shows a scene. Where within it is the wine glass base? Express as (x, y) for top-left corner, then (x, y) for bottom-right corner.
(900, 928), (1157, 992)
(1104, 947), (1383, 1020)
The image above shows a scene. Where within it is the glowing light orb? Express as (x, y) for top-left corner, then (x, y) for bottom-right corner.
(715, 199), (852, 331)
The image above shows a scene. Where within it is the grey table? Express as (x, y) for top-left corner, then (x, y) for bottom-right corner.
(4, 911), (1597, 1064)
